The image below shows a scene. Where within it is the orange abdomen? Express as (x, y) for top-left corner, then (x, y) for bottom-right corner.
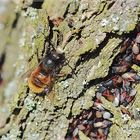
(28, 66), (54, 93)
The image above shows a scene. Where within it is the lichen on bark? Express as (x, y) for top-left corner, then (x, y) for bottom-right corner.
(0, 0), (140, 140)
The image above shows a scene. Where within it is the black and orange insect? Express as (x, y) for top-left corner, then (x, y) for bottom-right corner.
(28, 48), (65, 93)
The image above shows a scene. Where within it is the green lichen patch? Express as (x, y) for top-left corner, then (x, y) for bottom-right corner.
(130, 84), (140, 114)
(43, 0), (71, 18)
(72, 87), (95, 116)
(108, 84), (140, 140)
(79, 130), (90, 140)
(1, 0), (140, 140)
(108, 118), (140, 140)
(132, 64), (140, 74)
(74, 36), (98, 56)
(87, 38), (121, 81)
(100, 97), (122, 125)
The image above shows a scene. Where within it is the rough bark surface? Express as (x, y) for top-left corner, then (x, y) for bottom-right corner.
(0, 0), (140, 140)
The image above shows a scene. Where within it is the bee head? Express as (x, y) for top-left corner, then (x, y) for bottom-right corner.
(51, 50), (65, 65)
(42, 51), (65, 70)
(42, 58), (54, 70)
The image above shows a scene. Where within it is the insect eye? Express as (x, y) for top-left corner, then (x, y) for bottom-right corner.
(43, 59), (54, 69)
(47, 59), (53, 65)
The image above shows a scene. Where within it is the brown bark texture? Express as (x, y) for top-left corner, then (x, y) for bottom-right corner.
(0, 0), (140, 140)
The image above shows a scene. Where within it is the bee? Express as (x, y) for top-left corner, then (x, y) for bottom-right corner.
(28, 49), (65, 93)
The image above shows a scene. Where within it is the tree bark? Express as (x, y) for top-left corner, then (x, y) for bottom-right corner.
(0, 0), (140, 140)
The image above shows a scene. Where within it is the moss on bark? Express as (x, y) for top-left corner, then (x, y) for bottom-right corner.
(0, 0), (140, 140)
